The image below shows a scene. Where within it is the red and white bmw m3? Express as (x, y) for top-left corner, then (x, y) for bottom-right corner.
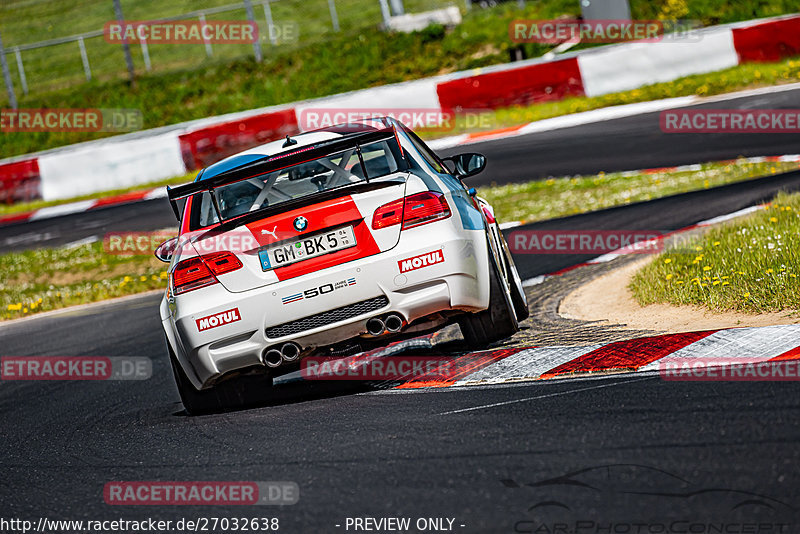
(157, 117), (528, 413)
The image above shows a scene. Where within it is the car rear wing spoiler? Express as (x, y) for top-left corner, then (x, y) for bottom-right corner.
(165, 127), (405, 222)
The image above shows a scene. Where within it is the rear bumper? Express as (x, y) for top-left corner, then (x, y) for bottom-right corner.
(161, 224), (489, 389)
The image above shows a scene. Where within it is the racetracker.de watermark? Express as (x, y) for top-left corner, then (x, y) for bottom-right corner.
(509, 19), (701, 43)
(660, 359), (800, 381)
(1, 356), (151, 380)
(661, 109), (800, 133)
(299, 108), (456, 133)
(302, 356), (458, 381)
(104, 20), (258, 44)
(509, 230), (665, 255)
(103, 481), (299, 505)
(1, 109), (142, 132)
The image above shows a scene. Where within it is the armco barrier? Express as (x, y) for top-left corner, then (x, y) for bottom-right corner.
(577, 28), (739, 97)
(436, 58), (584, 110)
(732, 16), (800, 62)
(37, 132), (186, 201)
(0, 159), (41, 204)
(178, 108), (299, 171)
(2, 14), (799, 205)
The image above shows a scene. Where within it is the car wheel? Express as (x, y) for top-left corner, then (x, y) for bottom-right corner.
(166, 338), (272, 415)
(458, 240), (520, 348)
(497, 226), (529, 321)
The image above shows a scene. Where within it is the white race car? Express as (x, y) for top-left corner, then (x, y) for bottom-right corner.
(158, 117), (528, 414)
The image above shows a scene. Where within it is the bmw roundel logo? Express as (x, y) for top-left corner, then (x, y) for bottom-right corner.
(293, 216), (308, 232)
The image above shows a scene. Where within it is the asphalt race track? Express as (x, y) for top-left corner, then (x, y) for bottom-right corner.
(2, 86), (800, 253)
(2, 92), (800, 531)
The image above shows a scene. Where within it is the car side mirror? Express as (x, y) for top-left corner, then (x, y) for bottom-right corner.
(155, 237), (179, 263)
(442, 153), (486, 178)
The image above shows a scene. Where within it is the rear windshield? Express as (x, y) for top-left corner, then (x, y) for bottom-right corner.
(190, 139), (404, 229)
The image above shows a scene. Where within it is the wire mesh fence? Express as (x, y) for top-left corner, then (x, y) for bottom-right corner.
(0, 0), (462, 103)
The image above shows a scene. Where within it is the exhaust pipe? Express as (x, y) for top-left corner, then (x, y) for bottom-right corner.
(264, 348), (283, 368)
(366, 317), (385, 336)
(384, 314), (403, 333)
(281, 342), (300, 362)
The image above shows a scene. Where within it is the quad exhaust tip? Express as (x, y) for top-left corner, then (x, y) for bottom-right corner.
(264, 343), (302, 368)
(384, 314), (403, 333)
(281, 342), (300, 362)
(264, 349), (283, 368)
(366, 317), (386, 336)
(366, 314), (404, 336)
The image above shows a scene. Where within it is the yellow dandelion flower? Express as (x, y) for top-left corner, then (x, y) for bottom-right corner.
(766, 269), (773, 274)
(663, 258), (672, 264)
(770, 217), (778, 222)
(703, 266), (712, 271)
(744, 292), (750, 298)
(713, 241), (720, 246)
(666, 274), (673, 280)
(676, 281), (684, 285)
(712, 281), (720, 286)
(140, 276), (147, 282)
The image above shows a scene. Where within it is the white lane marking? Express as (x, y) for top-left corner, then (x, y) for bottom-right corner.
(516, 97), (699, 136)
(144, 188), (168, 200)
(438, 376), (654, 415)
(522, 275), (546, 287)
(426, 134), (469, 151)
(639, 325), (800, 372)
(454, 345), (600, 386)
(29, 200), (96, 220)
(499, 220), (523, 230)
(696, 205), (763, 227)
(62, 235), (99, 249)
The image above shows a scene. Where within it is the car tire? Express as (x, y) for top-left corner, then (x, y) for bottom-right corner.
(497, 227), (529, 321)
(166, 338), (272, 415)
(458, 241), (520, 348)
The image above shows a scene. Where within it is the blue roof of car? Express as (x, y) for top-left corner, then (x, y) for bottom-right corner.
(195, 154), (267, 181)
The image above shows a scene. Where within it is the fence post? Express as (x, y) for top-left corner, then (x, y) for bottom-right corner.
(0, 30), (17, 108)
(140, 37), (151, 71)
(262, 1), (277, 46)
(243, 0), (263, 61)
(112, 0), (136, 84)
(14, 48), (28, 96)
(389, 0), (404, 16)
(78, 36), (92, 81)
(328, 0), (340, 32)
(378, 0), (392, 27)
(199, 14), (214, 56)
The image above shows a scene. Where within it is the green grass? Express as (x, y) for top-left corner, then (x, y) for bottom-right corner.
(0, 239), (174, 321)
(3, 157), (797, 321)
(477, 159), (800, 223)
(630, 191), (800, 314)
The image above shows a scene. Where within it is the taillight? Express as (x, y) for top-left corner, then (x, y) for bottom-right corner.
(372, 192), (451, 230)
(172, 252), (242, 295)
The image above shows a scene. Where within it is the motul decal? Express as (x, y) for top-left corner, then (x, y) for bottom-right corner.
(398, 250), (444, 273)
(196, 308), (241, 331)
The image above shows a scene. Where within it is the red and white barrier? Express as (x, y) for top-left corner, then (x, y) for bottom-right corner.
(0, 158), (40, 205)
(1, 13), (798, 207)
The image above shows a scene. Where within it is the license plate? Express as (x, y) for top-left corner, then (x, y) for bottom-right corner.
(259, 226), (357, 270)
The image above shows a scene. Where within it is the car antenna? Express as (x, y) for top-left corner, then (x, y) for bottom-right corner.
(282, 135), (297, 148)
